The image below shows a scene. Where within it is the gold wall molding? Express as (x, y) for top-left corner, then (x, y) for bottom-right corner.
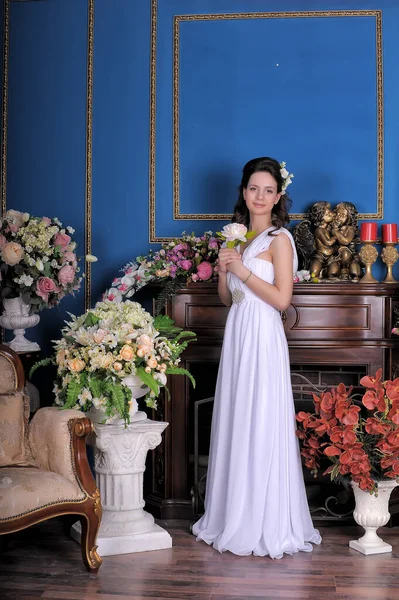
(0, 0), (94, 310)
(85, 0), (94, 311)
(149, 0), (157, 242)
(149, 2), (383, 240)
(1, 0), (9, 217)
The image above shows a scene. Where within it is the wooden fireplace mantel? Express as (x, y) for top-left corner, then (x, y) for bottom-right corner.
(144, 282), (399, 520)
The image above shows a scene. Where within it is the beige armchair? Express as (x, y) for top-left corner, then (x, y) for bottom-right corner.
(0, 344), (102, 573)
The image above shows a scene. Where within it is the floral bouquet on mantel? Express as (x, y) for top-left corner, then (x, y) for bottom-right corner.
(296, 369), (399, 494)
(103, 227), (316, 315)
(0, 209), (83, 312)
(31, 300), (196, 425)
(104, 231), (222, 313)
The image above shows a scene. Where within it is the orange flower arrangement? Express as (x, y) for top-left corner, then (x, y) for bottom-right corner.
(296, 369), (399, 494)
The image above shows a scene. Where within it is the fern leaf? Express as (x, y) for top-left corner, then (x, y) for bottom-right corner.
(89, 377), (103, 399)
(63, 380), (83, 409)
(111, 384), (127, 418)
(136, 366), (160, 395)
(173, 330), (197, 343)
(165, 367), (196, 388)
(29, 357), (55, 378)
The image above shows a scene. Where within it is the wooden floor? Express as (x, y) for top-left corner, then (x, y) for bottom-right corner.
(1, 519), (399, 600)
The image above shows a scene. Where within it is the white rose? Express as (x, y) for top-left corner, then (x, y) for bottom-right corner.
(221, 223), (247, 243)
(5, 209), (25, 228)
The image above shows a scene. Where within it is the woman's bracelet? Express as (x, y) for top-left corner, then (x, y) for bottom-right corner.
(242, 270), (252, 284)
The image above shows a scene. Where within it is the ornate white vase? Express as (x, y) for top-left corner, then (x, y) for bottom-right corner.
(349, 480), (398, 555)
(0, 295), (40, 351)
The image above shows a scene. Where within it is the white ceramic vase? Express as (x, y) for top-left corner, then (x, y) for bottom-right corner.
(349, 480), (398, 555)
(0, 295), (40, 351)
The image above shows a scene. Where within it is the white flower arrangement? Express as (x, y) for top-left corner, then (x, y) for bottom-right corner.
(280, 161), (294, 195)
(31, 300), (196, 425)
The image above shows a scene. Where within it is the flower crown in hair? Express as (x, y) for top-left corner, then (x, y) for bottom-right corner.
(280, 161), (294, 195)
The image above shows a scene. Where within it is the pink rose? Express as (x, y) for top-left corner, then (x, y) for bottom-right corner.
(191, 273), (199, 282)
(196, 261), (213, 281)
(180, 260), (193, 271)
(42, 217), (52, 226)
(54, 232), (71, 250)
(1, 242), (24, 266)
(208, 238), (219, 249)
(0, 234), (7, 249)
(36, 277), (59, 302)
(63, 251), (77, 264)
(58, 264), (76, 287)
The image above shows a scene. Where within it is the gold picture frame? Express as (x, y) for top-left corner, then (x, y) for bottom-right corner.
(149, 2), (383, 241)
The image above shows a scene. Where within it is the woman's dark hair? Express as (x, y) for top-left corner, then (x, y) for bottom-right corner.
(232, 156), (292, 232)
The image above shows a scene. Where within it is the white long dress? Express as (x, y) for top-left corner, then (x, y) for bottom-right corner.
(192, 227), (322, 559)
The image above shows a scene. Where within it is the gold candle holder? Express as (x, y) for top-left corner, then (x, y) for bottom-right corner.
(381, 242), (399, 283)
(359, 241), (379, 283)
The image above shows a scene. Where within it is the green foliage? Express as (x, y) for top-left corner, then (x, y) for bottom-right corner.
(173, 330), (197, 343)
(165, 367), (196, 388)
(84, 312), (101, 327)
(153, 314), (197, 351)
(29, 357), (55, 379)
(110, 384), (128, 420)
(88, 377), (103, 399)
(136, 366), (160, 395)
(64, 380), (83, 409)
(153, 314), (182, 336)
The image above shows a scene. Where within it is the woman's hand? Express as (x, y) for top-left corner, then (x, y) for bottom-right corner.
(226, 257), (247, 279)
(218, 248), (242, 273)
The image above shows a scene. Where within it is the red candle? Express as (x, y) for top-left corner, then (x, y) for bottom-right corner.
(360, 222), (378, 242)
(382, 223), (398, 244)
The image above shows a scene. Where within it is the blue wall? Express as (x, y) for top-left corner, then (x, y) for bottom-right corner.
(1, 0), (399, 353)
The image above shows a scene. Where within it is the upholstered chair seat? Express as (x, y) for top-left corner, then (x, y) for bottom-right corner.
(1, 467), (84, 517)
(0, 345), (102, 573)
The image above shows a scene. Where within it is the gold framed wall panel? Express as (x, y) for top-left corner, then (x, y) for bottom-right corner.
(0, 0), (93, 311)
(149, 2), (383, 241)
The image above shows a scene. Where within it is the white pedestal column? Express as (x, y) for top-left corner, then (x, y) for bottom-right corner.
(71, 417), (171, 556)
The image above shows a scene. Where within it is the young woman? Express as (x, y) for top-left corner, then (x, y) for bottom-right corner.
(192, 156), (321, 559)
